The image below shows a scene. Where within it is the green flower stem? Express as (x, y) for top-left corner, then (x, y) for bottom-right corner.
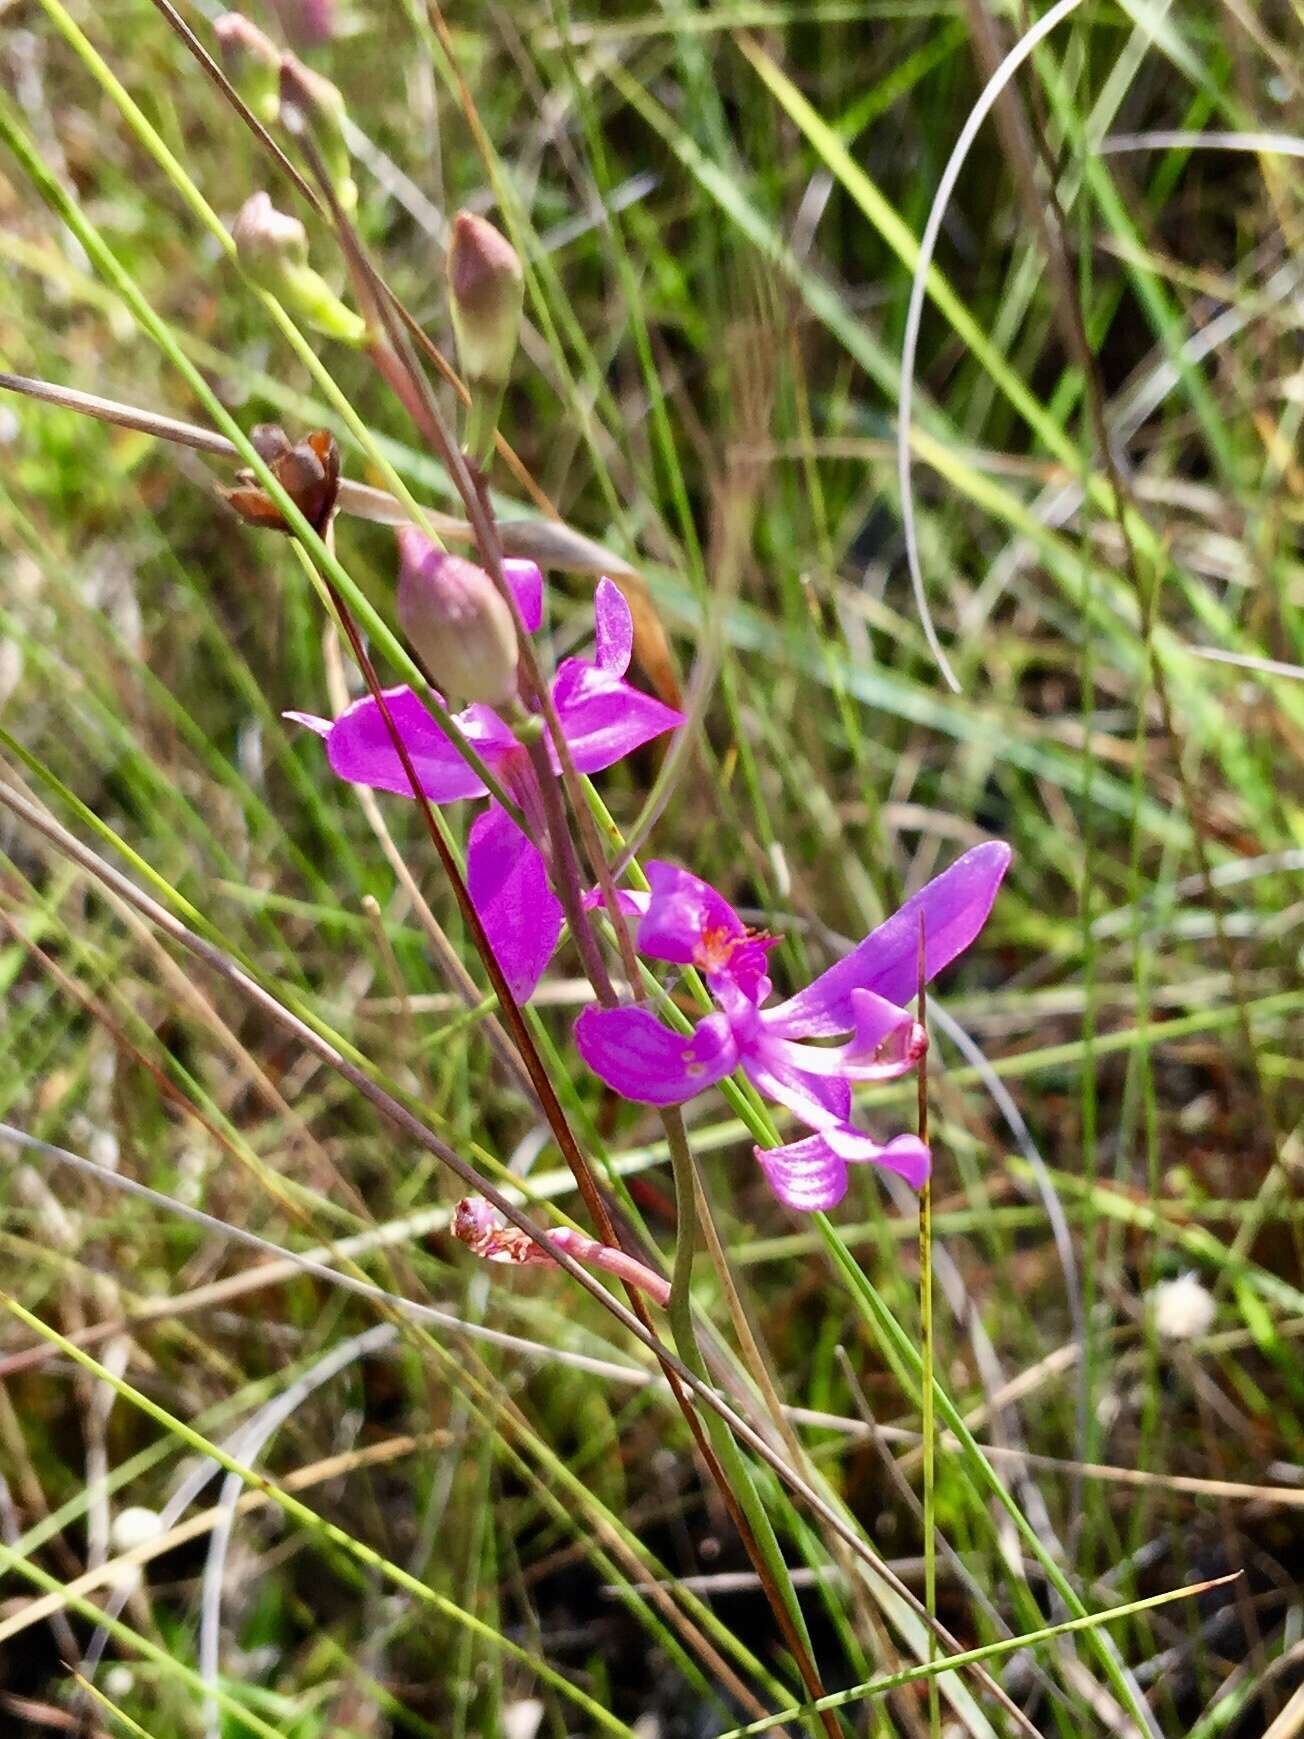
(816, 1216), (1162, 1739)
(659, 1105), (833, 1739)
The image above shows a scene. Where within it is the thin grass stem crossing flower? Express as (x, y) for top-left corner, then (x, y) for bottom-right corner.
(575, 844), (1011, 1211)
(289, 550), (681, 999)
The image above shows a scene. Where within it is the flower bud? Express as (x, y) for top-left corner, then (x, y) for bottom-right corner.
(269, 0), (336, 48)
(232, 192), (366, 344)
(214, 13), (280, 123)
(395, 526), (519, 706)
(279, 55), (357, 213)
(233, 190), (308, 275)
(448, 211), (523, 393)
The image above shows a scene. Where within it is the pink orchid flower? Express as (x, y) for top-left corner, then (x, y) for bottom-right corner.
(288, 549), (681, 1001)
(575, 843), (1011, 1211)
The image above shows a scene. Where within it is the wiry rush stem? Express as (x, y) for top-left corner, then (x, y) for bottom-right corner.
(917, 916), (939, 1738)
(522, 729), (618, 1008)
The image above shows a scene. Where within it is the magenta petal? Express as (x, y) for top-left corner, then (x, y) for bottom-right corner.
(757, 1126), (932, 1213)
(503, 559), (544, 634)
(765, 842), (1012, 1039)
(743, 1040), (850, 1130)
(294, 686), (520, 802)
(283, 709), (332, 738)
(466, 804), (563, 1003)
(551, 660), (683, 774)
(847, 989), (916, 1056)
(760, 990), (917, 1081)
(575, 1005), (739, 1106)
(827, 1126), (932, 1189)
(580, 887), (651, 918)
(838, 990), (927, 1081)
(755, 1133), (850, 1212)
(593, 578), (634, 676)
(638, 861), (745, 966)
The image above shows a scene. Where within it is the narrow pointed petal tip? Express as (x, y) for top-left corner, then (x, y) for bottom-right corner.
(575, 1004), (739, 1106)
(764, 840), (1013, 1039)
(283, 708), (332, 738)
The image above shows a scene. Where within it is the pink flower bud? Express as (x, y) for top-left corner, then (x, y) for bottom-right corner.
(268, 0), (336, 48)
(395, 526), (519, 706)
(447, 211), (523, 391)
(232, 193), (366, 344)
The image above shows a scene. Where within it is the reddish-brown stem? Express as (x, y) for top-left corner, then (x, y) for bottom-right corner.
(522, 730), (617, 1007)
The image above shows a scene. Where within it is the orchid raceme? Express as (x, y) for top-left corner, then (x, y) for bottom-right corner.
(288, 546), (681, 999)
(575, 842), (1012, 1211)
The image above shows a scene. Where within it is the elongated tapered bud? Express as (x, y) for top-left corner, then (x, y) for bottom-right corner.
(279, 56), (357, 213)
(270, 0), (336, 48)
(447, 213), (523, 465)
(448, 212), (523, 391)
(232, 192), (366, 344)
(395, 526), (519, 706)
(214, 13), (280, 123)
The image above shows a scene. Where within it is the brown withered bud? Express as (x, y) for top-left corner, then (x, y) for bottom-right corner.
(395, 526), (518, 706)
(217, 427), (340, 535)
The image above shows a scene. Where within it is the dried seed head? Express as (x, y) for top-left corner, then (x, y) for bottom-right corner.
(395, 527), (519, 706)
(217, 427), (340, 535)
(447, 211), (524, 391)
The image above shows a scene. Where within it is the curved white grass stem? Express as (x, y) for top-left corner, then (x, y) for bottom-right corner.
(930, 1005), (1086, 1431)
(897, 0), (1084, 693)
(1099, 129), (1304, 158)
(200, 1325), (397, 1739)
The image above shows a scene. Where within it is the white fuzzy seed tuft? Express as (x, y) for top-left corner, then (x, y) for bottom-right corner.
(1150, 1271), (1216, 1342)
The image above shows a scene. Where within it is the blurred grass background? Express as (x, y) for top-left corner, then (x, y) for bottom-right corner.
(1, 0), (1303, 1733)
